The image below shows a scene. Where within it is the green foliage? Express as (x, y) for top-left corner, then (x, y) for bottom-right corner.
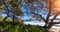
(0, 0), (47, 32)
(0, 0), (23, 16)
(0, 0), (3, 6)
(8, 0), (23, 16)
(9, 0), (18, 7)
(0, 14), (4, 21)
(15, 6), (23, 16)
(0, 21), (46, 32)
(28, 0), (34, 3)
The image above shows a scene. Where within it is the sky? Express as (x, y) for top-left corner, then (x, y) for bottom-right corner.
(1, 0), (32, 20)
(1, 0), (60, 20)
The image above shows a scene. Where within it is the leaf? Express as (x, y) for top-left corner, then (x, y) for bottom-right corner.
(15, 6), (23, 16)
(0, 4), (2, 6)
(9, 0), (18, 7)
(28, 0), (34, 3)
(0, 2), (3, 6)
(14, 25), (19, 32)
(11, 2), (18, 7)
(21, 0), (25, 2)
(8, 0), (12, 2)
(0, 14), (3, 21)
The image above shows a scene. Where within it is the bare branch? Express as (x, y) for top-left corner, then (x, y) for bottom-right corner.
(31, 12), (46, 22)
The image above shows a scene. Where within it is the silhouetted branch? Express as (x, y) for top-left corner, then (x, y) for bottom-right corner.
(47, 13), (59, 28)
(12, 14), (15, 24)
(53, 22), (60, 24)
(31, 12), (46, 22)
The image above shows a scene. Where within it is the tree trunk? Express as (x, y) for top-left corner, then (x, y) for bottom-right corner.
(3, 16), (8, 21)
(48, 13), (59, 29)
(12, 15), (15, 24)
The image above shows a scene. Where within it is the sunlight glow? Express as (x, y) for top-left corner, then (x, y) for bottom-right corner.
(52, 0), (60, 8)
(51, 0), (60, 13)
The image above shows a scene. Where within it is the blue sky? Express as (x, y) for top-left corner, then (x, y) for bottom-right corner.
(1, 0), (48, 20)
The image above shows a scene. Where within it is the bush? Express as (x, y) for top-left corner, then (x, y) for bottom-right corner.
(0, 21), (46, 32)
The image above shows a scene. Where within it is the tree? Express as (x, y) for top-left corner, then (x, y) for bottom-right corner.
(0, 0), (23, 24)
(0, 0), (60, 31)
(23, 0), (60, 31)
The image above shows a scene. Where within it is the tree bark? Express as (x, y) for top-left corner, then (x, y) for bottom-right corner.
(48, 13), (59, 29)
(3, 16), (9, 21)
(12, 15), (15, 24)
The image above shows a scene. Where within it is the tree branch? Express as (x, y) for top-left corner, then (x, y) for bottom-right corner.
(53, 22), (60, 24)
(47, 13), (59, 28)
(3, 16), (8, 21)
(12, 14), (15, 24)
(32, 13), (46, 22)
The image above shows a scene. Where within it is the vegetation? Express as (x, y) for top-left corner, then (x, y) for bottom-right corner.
(0, 14), (4, 21)
(0, 0), (60, 32)
(0, 21), (46, 32)
(0, 14), (46, 32)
